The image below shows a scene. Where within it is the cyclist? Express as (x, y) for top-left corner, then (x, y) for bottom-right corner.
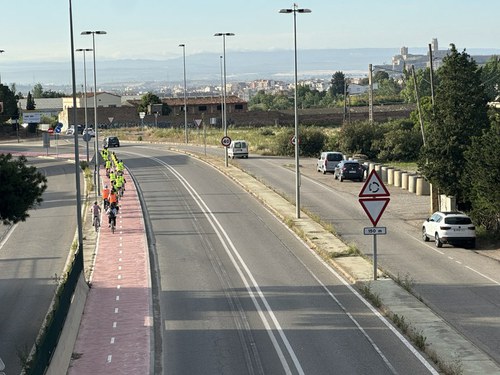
(115, 177), (123, 198)
(102, 184), (111, 209)
(117, 159), (125, 173)
(90, 201), (101, 228)
(105, 159), (112, 176)
(109, 188), (119, 206)
(106, 202), (119, 229)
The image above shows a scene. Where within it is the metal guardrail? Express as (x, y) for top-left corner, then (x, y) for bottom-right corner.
(24, 251), (84, 375)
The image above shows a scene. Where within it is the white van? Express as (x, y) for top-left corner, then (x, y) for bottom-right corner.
(228, 140), (248, 159)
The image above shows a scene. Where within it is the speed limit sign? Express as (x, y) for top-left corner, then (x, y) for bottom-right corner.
(221, 136), (232, 147)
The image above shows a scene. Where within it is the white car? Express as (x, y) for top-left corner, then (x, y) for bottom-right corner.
(83, 127), (95, 137)
(422, 211), (476, 249)
(228, 140), (248, 159)
(317, 151), (344, 174)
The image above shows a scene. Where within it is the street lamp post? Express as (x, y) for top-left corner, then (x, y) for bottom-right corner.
(279, 4), (311, 219)
(214, 32), (234, 168)
(179, 43), (188, 143)
(81, 30), (106, 197)
(219, 55), (224, 131)
(68, 0), (84, 264)
(76, 48), (93, 163)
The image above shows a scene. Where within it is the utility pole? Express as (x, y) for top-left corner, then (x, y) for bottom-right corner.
(428, 44), (439, 212)
(411, 66), (426, 146)
(368, 64), (374, 124)
(428, 44), (435, 107)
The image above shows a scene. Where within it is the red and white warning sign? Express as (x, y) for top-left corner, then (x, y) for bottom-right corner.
(359, 169), (390, 226)
(359, 169), (390, 198)
(358, 197), (390, 226)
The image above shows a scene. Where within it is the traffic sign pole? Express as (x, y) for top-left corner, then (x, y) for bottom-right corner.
(358, 169), (391, 280)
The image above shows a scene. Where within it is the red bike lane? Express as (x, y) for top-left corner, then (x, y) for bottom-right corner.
(68, 167), (152, 374)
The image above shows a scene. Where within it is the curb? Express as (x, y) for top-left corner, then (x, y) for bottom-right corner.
(175, 148), (500, 375)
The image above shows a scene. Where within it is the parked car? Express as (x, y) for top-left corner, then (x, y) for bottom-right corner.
(422, 211), (476, 249)
(83, 127), (95, 137)
(317, 151), (344, 174)
(227, 140), (248, 159)
(66, 125), (84, 135)
(103, 136), (120, 148)
(334, 160), (365, 182)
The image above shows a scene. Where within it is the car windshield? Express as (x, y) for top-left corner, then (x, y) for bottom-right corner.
(445, 217), (472, 225)
(327, 154), (342, 161)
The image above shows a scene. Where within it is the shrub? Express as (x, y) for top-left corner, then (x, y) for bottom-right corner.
(338, 120), (385, 159)
(270, 126), (326, 157)
(375, 120), (423, 161)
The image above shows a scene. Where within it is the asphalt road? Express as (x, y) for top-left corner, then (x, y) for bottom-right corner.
(0, 157), (79, 375)
(122, 145), (437, 374)
(231, 154), (500, 366)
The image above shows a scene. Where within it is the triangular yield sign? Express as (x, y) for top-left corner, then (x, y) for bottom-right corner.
(359, 198), (390, 226)
(359, 169), (390, 197)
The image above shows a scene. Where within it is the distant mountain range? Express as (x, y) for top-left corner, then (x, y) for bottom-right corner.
(2, 48), (500, 93)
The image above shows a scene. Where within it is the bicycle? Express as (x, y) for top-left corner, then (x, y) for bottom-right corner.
(93, 215), (100, 232)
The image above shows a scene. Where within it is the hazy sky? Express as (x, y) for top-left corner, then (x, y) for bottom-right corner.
(1, 0), (499, 63)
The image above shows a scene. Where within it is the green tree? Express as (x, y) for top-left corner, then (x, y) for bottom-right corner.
(375, 120), (422, 161)
(330, 71), (347, 96)
(0, 154), (48, 224)
(33, 83), (44, 98)
(42, 89), (65, 98)
(401, 67), (434, 103)
(481, 55), (500, 101)
(249, 90), (274, 111)
(271, 93), (292, 110)
(418, 44), (490, 207)
(373, 71), (389, 82)
(138, 92), (161, 113)
(0, 84), (18, 123)
(338, 120), (385, 159)
(464, 113), (500, 232)
(26, 91), (36, 110)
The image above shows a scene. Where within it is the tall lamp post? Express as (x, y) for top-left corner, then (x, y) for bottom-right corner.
(68, 0), (84, 263)
(179, 43), (188, 143)
(214, 32), (234, 168)
(219, 55), (224, 131)
(279, 4), (311, 219)
(76, 48), (93, 163)
(81, 30), (106, 196)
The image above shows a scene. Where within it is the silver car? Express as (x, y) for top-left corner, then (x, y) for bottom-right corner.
(316, 152), (344, 174)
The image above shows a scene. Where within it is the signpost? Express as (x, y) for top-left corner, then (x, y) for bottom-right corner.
(359, 169), (390, 280)
(221, 135), (231, 147)
(139, 111), (145, 129)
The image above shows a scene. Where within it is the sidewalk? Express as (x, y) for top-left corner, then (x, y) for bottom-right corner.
(67, 168), (152, 374)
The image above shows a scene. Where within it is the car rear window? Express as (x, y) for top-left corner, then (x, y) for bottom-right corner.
(327, 153), (342, 162)
(445, 217), (472, 225)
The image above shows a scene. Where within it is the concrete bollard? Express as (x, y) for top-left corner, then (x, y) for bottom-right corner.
(393, 170), (402, 187)
(369, 162), (377, 174)
(408, 174), (418, 193)
(381, 166), (389, 184)
(387, 168), (395, 185)
(374, 164), (383, 178)
(416, 177), (431, 196)
(401, 172), (409, 190)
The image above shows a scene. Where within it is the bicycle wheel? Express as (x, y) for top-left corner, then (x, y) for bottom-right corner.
(94, 216), (100, 232)
(111, 221), (115, 234)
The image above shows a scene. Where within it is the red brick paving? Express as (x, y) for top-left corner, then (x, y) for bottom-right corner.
(68, 167), (151, 374)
